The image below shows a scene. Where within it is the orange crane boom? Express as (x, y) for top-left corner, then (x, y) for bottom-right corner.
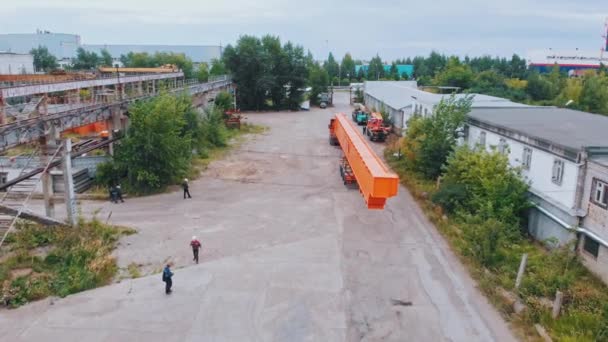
(329, 113), (399, 209)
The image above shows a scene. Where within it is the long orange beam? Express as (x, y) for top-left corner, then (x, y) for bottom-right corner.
(330, 113), (399, 209)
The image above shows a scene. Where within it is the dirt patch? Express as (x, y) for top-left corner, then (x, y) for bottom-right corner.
(10, 268), (32, 278)
(206, 159), (272, 182)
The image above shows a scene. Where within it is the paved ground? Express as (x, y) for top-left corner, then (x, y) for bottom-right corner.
(0, 92), (516, 341)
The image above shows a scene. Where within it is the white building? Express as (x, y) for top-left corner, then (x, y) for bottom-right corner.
(0, 52), (34, 74)
(465, 107), (608, 283)
(363, 81), (418, 129)
(363, 81), (528, 132)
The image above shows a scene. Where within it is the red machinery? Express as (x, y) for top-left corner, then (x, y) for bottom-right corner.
(329, 113), (399, 209)
(365, 112), (391, 142)
(224, 110), (243, 129)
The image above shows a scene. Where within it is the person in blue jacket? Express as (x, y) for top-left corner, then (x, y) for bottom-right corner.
(162, 264), (174, 294)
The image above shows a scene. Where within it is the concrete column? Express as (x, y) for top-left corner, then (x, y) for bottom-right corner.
(138, 81), (143, 96)
(39, 125), (60, 218)
(62, 139), (78, 227)
(40, 94), (48, 116)
(152, 80), (156, 94)
(0, 93), (6, 125)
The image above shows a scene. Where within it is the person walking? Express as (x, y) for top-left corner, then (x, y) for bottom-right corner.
(162, 264), (173, 294)
(109, 185), (117, 203)
(115, 184), (125, 203)
(182, 178), (192, 199)
(190, 236), (201, 264)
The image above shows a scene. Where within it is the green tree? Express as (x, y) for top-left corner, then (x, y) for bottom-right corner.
(309, 63), (329, 106)
(209, 58), (227, 76)
(368, 55), (385, 80)
(30, 46), (58, 72)
(526, 71), (556, 101)
(389, 62), (400, 80)
(323, 52), (339, 80)
(100, 49), (113, 67)
(469, 70), (506, 96)
(439, 146), (530, 227)
(110, 93), (194, 193)
(579, 73), (608, 114)
(72, 47), (99, 70)
(404, 95), (473, 179)
(340, 53), (356, 80)
(214, 91), (233, 112)
(433, 57), (474, 89)
(196, 62), (209, 82)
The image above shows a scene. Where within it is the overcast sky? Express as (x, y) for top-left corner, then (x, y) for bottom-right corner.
(2, 0), (607, 61)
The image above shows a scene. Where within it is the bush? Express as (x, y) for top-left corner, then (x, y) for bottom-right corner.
(431, 182), (467, 214)
(1, 219), (128, 307)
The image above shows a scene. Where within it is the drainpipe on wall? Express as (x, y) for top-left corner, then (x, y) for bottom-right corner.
(532, 202), (608, 248)
(573, 149), (588, 217)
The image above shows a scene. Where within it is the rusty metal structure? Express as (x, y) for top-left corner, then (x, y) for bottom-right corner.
(0, 73), (231, 151)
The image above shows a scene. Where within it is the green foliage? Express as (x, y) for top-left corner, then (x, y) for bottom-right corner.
(209, 58), (227, 76)
(120, 51), (194, 78)
(214, 91), (233, 113)
(431, 182), (467, 214)
(223, 35), (308, 110)
(72, 47), (100, 70)
(110, 93), (194, 193)
(433, 57), (475, 89)
(1, 219), (130, 307)
(579, 73), (608, 114)
(196, 62), (209, 82)
(199, 107), (229, 149)
(29, 46), (58, 72)
(367, 55), (385, 79)
(526, 71), (557, 101)
(441, 146), (530, 227)
(308, 63), (329, 106)
(323, 52), (339, 79)
(404, 95), (473, 179)
(340, 53), (356, 80)
(100, 49), (113, 67)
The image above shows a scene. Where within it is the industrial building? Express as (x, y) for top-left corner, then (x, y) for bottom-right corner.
(0, 52), (34, 74)
(355, 64), (413, 78)
(363, 81), (527, 131)
(0, 31), (222, 66)
(465, 107), (608, 283)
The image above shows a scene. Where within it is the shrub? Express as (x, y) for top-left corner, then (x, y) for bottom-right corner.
(431, 182), (467, 214)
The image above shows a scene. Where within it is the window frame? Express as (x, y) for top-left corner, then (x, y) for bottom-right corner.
(591, 178), (608, 208)
(478, 131), (486, 148)
(582, 236), (600, 259)
(498, 138), (508, 154)
(522, 147), (533, 170)
(552, 158), (565, 185)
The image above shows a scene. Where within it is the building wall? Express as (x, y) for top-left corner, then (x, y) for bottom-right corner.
(467, 125), (580, 211)
(0, 54), (35, 74)
(0, 33), (81, 60)
(363, 94), (404, 129)
(578, 237), (608, 284)
(581, 159), (608, 242)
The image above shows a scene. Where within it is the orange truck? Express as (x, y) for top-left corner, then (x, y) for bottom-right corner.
(365, 112), (391, 142)
(329, 113), (399, 209)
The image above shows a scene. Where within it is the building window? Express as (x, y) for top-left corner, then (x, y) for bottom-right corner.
(498, 138), (508, 154)
(592, 179), (608, 208)
(552, 159), (564, 185)
(522, 147), (533, 170)
(478, 131), (486, 148)
(583, 236), (600, 259)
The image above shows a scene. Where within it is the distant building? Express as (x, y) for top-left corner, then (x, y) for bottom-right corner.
(82, 44), (222, 64)
(0, 31), (222, 68)
(465, 107), (608, 284)
(356, 64), (413, 79)
(0, 52), (34, 74)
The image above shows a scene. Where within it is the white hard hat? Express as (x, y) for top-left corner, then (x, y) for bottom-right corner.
(192, 236), (197, 240)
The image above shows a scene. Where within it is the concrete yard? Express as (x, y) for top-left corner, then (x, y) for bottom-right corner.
(0, 92), (516, 341)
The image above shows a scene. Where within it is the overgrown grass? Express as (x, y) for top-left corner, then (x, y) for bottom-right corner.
(385, 150), (608, 342)
(0, 219), (135, 308)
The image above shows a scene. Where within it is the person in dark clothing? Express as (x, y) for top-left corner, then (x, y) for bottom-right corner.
(190, 236), (201, 264)
(162, 264), (173, 294)
(182, 178), (192, 199)
(109, 185), (118, 203)
(115, 185), (125, 203)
